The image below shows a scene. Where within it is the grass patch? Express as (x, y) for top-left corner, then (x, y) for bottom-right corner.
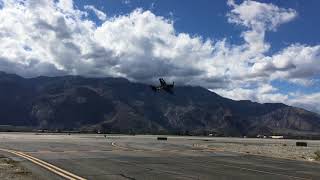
(315, 151), (320, 160)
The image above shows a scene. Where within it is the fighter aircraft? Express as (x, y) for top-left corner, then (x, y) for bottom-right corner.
(150, 78), (174, 94)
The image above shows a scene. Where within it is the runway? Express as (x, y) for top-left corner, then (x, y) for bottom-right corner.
(0, 133), (319, 180)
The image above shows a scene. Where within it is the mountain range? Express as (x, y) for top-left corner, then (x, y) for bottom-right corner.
(1, 71), (320, 136)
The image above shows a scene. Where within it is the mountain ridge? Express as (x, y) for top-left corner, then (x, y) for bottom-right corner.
(0, 71), (319, 136)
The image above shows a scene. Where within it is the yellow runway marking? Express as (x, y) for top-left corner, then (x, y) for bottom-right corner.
(0, 148), (86, 180)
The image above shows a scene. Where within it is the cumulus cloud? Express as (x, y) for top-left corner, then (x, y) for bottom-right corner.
(227, 0), (296, 30)
(214, 84), (288, 104)
(0, 0), (319, 113)
(227, 0), (297, 54)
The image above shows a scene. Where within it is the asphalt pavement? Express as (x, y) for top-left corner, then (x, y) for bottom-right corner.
(0, 133), (319, 180)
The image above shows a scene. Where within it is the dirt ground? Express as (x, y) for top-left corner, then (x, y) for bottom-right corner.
(197, 138), (320, 162)
(0, 153), (38, 180)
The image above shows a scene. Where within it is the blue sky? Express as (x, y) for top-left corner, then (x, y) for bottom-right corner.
(0, 0), (319, 113)
(75, 0), (320, 51)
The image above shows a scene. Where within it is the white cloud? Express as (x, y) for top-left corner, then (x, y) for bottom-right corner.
(122, 0), (131, 5)
(271, 45), (320, 81)
(288, 92), (320, 114)
(0, 0), (319, 113)
(57, 0), (73, 13)
(227, 0), (297, 31)
(215, 86), (320, 115)
(84, 5), (106, 21)
(227, 0), (297, 55)
(214, 85), (287, 104)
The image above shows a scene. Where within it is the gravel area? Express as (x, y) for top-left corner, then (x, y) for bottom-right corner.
(0, 153), (39, 180)
(198, 138), (320, 162)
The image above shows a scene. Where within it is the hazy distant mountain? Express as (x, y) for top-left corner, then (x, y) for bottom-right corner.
(0, 71), (320, 136)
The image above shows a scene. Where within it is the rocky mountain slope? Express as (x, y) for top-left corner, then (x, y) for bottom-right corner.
(0, 71), (320, 136)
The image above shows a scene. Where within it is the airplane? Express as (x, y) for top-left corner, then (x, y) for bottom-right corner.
(150, 78), (174, 94)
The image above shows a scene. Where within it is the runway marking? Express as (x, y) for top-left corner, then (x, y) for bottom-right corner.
(0, 148), (86, 180)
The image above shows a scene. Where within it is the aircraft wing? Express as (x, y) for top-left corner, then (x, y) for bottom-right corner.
(164, 87), (174, 94)
(167, 84), (174, 88)
(150, 85), (162, 91)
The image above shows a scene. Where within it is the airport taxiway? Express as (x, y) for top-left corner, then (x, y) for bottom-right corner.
(0, 133), (319, 180)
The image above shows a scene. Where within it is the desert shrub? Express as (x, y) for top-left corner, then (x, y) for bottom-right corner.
(296, 142), (307, 147)
(315, 150), (320, 160)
